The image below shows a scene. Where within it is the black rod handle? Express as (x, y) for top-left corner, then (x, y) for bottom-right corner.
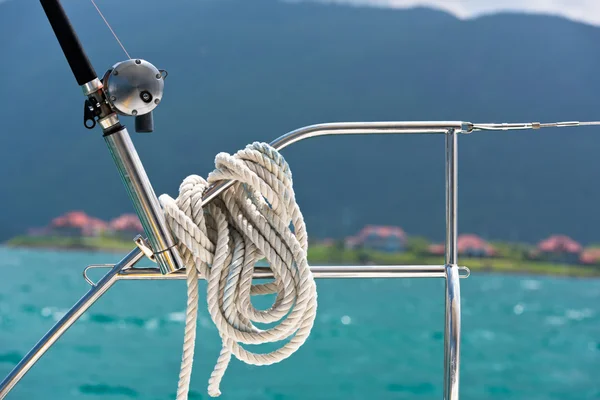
(40, 0), (97, 85)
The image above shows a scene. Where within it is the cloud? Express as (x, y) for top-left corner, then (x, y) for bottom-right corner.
(305, 0), (600, 26)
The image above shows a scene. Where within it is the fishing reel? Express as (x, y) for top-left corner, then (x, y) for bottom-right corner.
(83, 59), (167, 133)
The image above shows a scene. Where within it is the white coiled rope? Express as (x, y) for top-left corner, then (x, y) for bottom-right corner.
(159, 142), (318, 398)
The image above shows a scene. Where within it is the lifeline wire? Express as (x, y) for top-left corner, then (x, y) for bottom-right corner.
(160, 142), (318, 398)
(470, 120), (600, 132)
(89, 0), (131, 59)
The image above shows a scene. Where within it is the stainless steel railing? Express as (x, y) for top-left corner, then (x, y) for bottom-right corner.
(2, 119), (598, 399)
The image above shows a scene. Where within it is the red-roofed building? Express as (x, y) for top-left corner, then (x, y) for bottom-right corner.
(428, 234), (495, 258)
(537, 235), (582, 264)
(345, 225), (407, 253)
(458, 234), (495, 258)
(50, 211), (107, 237)
(538, 235), (582, 253)
(109, 214), (144, 239)
(580, 248), (600, 265)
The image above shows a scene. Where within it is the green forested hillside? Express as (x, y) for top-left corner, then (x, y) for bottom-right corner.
(1, 0), (600, 244)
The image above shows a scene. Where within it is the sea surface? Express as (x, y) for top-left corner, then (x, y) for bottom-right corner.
(0, 247), (598, 400)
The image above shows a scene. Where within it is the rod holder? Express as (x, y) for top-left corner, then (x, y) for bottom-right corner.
(104, 127), (183, 274)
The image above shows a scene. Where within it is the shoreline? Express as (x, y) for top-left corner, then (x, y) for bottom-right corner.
(3, 242), (130, 254)
(4, 236), (135, 254)
(4, 242), (600, 279)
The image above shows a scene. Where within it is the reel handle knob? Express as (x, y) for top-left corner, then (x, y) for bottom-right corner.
(135, 112), (154, 133)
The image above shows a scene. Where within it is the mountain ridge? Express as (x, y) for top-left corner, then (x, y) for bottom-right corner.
(1, 0), (600, 244)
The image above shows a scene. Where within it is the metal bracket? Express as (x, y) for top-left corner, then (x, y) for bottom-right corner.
(134, 235), (156, 262)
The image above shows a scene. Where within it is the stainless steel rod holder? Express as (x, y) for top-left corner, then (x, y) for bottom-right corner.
(104, 127), (183, 274)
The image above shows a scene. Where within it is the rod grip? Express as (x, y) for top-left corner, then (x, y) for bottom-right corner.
(40, 0), (97, 86)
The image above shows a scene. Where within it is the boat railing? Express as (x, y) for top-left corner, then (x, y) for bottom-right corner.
(5, 119), (600, 399)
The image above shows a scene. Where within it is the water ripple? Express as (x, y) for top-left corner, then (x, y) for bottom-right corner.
(386, 382), (435, 394)
(89, 313), (118, 324)
(40, 306), (70, 322)
(520, 279), (541, 291)
(545, 316), (567, 326)
(78, 383), (139, 397)
(565, 308), (594, 321)
(0, 351), (23, 364)
(167, 311), (186, 323)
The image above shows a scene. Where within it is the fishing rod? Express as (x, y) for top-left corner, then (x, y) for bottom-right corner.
(39, 0), (184, 275)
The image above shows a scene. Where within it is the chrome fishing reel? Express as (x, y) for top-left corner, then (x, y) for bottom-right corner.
(83, 59), (167, 133)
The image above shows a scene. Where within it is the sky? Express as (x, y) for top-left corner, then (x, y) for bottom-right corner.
(307, 0), (600, 26)
(1, 0), (598, 27)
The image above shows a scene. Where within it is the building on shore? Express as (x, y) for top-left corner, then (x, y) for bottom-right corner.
(50, 211), (108, 237)
(534, 235), (582, 264)
(33, 211), (145, 241)
(579, 248), (600, 265)
(428, 234), (495, 258)
(458, 234), (496, 258)
(345, 225), (407, 253)
(109, 214), (144, 240)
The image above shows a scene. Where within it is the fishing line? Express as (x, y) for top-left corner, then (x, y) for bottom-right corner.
(89, 0), (131, 59)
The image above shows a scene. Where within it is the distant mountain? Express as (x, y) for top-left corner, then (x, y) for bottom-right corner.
(1, 0), (600, 244)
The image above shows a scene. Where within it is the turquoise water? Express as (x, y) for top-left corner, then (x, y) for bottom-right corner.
(0, 247), (598, 399)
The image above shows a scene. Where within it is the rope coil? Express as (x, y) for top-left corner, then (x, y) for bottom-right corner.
(160, 142), (318, 398)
